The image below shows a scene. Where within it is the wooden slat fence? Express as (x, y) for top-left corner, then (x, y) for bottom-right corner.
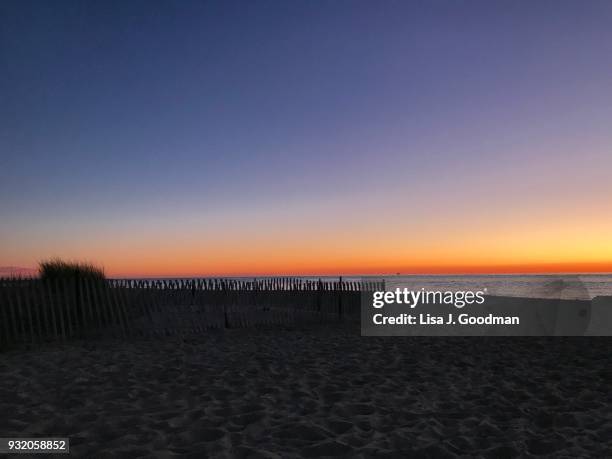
(0, 277), (383, 349)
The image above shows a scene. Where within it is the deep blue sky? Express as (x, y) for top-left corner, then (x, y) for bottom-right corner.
(2, 1), (612, 275)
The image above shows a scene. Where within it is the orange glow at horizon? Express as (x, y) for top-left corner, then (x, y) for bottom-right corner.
(4, 209), (612, 277)
(6, 242), (612, 277)
(55, 225), (612, 277)
(106, 262), (612, 278)
(3, 157), (612, 278)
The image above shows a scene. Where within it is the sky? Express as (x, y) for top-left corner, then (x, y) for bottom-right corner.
(1, 0), (612, 277)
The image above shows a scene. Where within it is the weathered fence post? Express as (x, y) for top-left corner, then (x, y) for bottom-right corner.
(33, 280), (44, 343)
(223, 280), (230, 328)
(338, 276), (343, 320)
(53, 278), (66, 342)
(0, 281), (12, 348)
(14, 284), (26, 343)
(21, 282), (35, 346)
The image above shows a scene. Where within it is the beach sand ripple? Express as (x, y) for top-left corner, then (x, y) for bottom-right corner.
(1, 324), (611, 457)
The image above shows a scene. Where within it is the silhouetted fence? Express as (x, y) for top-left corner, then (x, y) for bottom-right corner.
(0, 277), (383, 349)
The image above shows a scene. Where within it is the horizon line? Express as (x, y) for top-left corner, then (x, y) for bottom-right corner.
(4, 264), (612, 279)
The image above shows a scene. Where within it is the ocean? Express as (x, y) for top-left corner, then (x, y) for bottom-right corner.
(366, 274), (612, 300)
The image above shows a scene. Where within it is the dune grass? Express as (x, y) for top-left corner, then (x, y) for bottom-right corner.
(38, 258), (105, 282)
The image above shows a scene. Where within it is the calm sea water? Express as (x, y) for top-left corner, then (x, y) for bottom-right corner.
(355, 274), (612, 300)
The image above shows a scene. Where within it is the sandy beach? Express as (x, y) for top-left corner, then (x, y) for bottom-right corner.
(1, 323), (610, 458)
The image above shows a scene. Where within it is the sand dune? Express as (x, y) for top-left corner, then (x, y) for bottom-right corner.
(1, 323), (611, 457)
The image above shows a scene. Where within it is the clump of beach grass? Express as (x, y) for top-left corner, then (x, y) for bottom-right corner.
(38, 258), (105, 282)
